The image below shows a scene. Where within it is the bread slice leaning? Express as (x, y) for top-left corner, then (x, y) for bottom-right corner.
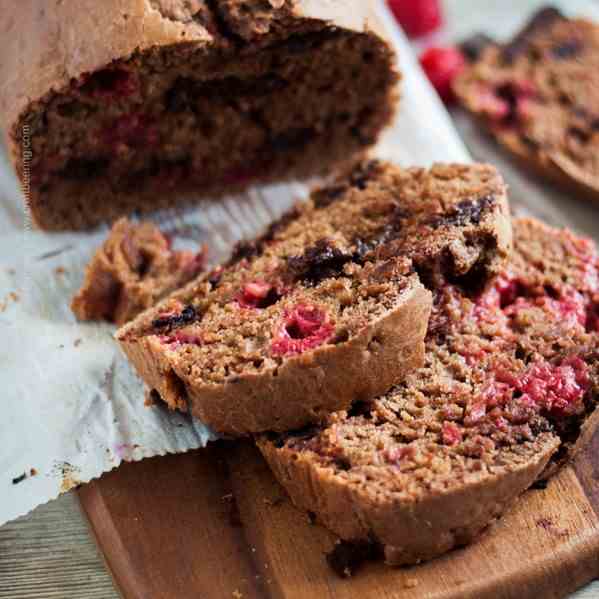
(117, 160), (511, 436)
(258, 218), (599, 565)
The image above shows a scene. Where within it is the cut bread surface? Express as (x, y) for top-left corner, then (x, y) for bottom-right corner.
(117, 161), (511, 436)
(258, 217), (599, 565)
(454, 7), (599, 201)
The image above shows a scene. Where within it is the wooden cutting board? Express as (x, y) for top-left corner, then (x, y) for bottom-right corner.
(78, 429), (599, 599)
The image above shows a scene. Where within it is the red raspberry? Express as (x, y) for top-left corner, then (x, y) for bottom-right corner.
(271, 304), (334, 356)
(441, 422), (462, 445)
(388, 0), (442, 38)
(101, 113), (159, 148)
(516, 357), (589, 417)
(419, 46), (466, 103)
(236, 280), (287, 309)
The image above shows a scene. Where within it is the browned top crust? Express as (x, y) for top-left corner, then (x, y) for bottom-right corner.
(258, 217), (599, 565)
(116, 160), (511, 435)
(0, 0), (380, 150)
(71, 217), (206, 325)
(454, 7), (599, 198)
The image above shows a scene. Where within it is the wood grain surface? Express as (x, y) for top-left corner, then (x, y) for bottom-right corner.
(0, 494), (117, 599)
(74, 434), (599, 599)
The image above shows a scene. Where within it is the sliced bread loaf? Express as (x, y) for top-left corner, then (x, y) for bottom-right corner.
(2, 0), (398, 230)
(117, 161), (511, 435)
(258, 217), (599, 565)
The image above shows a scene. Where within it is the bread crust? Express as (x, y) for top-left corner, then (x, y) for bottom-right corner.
(0, 0), (382, 139)
(258, 434), (558, 565)
(119, 279), (431, 435)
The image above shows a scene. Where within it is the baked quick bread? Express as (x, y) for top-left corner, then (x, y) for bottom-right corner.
(71, 218), (206, 325)
(117, 161), (511, 436)
(258, 218), (599, 566)
(1, 0), (398, 230)
(454, 7), (599, 201)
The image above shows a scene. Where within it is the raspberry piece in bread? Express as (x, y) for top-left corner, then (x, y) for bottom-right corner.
(117, 161), (511, 435)
(454, 7), (599, 202)
(258, 218), (599, 566)
(2, 1), (398, 230)
(71, 218), (205, 325)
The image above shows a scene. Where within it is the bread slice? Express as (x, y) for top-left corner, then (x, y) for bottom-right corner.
(454, 7), (599, 202)
(117, 161), (511, 436)
(71, 218), (206, 325)
(1, 0), (398, 230)
(258, 217), (599, 566)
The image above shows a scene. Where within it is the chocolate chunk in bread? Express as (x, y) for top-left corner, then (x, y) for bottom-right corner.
(71, 218), (205, 325)
(258, 217), (599, 566)
(454, 9), (599, 204)
(1, 1), (398, 230)
(117, 161), (511, 436)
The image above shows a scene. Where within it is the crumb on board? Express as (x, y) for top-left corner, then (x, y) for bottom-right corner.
(232, 591), (243, 599)
(53, 461), (81, 493)
(30, 468), (37, 476)
(55, 266), (66, 275)
(74, 338), (82, 347)
(0, 291), (20, 312)
(404, 577), (418, 589)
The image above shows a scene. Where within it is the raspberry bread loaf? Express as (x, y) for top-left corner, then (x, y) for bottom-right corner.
(454, 7), (599, 201)
(117, 161), (511, 435)
(258, 218), (599, 566)
(1, 1), (398, 230)
(72, 218), (206, 325)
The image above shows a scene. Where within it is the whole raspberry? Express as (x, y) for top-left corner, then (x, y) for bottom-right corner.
(388, 0), (443, 38)
(420, 46), (466, 103)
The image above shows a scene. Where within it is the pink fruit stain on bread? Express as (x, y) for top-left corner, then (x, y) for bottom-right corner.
(271, 304), (335, 356)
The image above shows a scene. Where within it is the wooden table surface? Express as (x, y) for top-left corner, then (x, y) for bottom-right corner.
(4, 2), (599, 598)
(0, 493), (118, 599)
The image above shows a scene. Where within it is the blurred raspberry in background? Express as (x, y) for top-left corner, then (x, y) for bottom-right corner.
(387, 0), (443, 38)
(419, 46), (466, 103)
